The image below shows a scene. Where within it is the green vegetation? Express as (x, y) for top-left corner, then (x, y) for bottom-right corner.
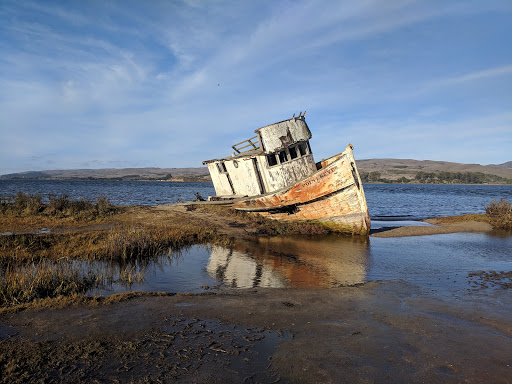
(485, 199), (512, 229)
(360, 171), (411, 184)
(415, 171), (509, 184)
(0, 193), (221, 307)
(360, 170), (511, 184)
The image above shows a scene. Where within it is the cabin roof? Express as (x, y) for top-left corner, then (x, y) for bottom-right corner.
(202, 148), (262, 164)
(202, 113), (308, 165)
(253, 113), (306, 133)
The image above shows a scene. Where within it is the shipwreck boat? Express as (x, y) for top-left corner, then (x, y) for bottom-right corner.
(201, 112), (370, 235)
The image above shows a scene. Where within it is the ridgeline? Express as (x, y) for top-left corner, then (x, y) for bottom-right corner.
(1, 159), (511, 184)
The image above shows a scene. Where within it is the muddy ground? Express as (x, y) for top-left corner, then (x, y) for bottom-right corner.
(1, 206), (510, 383)
(1, 281), (511, 383)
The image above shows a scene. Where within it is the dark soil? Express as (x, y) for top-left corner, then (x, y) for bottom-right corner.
(1, 281), (511, 383)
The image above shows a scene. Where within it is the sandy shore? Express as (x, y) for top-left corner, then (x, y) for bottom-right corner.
(371, 214), (493, 238)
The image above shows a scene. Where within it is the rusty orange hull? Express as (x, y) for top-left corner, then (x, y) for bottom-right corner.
(230, 145), (370, 235)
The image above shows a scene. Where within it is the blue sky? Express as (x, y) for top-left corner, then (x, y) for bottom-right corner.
(1, 0), (511, 174)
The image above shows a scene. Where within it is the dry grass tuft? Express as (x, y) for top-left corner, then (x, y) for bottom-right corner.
(485, 199), (512, 229)
(0, 262), (100, 307)
(0, 192), (119, 220)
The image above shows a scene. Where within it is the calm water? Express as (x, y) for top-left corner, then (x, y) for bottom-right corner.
(0, 180), (216, 206)
(88, 233), (512, 299)
(2, 180), (511, 297)
(1, 180), (511, 219)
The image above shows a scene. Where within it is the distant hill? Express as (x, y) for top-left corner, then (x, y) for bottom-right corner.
(2, 159), (511, 184)
(492, 161), (512, 169)
(356, 159), (512, 183)
(0, 167), (211, 182)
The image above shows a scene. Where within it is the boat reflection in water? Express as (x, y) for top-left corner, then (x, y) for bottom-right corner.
(206, 236), (370, 288)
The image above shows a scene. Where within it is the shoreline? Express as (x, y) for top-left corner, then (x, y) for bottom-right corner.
(1, 205), (511, 382)
(2, 179), (511, 185)
(370, 214), (494, 237)
(0, 204), (499, 239)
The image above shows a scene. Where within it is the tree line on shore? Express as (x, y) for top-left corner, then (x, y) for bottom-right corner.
(360, 170), (512, 184)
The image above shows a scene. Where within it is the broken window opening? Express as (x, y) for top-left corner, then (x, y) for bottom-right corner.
(306, 141), (312, 154)
(298, 142), (307, 156)
(278, 150), (288, 163)
(217, 162), (228, 173)
(289, 146), (298, 159)
(267, 154), (278, 167)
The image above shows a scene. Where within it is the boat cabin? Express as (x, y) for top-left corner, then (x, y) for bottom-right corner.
(203, 112), (318, 199)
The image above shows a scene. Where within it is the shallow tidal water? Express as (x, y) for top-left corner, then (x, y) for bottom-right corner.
(89, 230), (512, 300)
(2, 180), (511, 298)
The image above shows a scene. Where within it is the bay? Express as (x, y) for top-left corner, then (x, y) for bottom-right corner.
(1, 180), (511, 219)
(1, 179), (511, 298)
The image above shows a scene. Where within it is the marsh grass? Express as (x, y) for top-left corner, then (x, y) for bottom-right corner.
(0, 197), (325, 308)
(0, 223), (220, 265)
(0, 262), (101, 307)
(485, 199), (512, 229)
(0, 192), (118, 220)
(0, 213), (223, 307)
(118, 265), (145, 284)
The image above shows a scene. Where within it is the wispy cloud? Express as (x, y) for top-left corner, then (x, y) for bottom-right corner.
(1, 0), (511, 174)
(428, 65), (512, 87)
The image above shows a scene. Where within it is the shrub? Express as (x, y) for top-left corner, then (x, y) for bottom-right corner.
(5, 192), (44, 215)
(95, 195), (114, 216)
(485, 199), (512, 229)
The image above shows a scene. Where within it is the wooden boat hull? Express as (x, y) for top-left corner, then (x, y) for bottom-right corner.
(229, 145), (370, 235)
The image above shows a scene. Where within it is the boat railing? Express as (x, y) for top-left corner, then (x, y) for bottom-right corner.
(232, 136), (260, 154)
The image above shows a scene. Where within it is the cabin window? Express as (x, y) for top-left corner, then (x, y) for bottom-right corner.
(289, 146), (298, 159)
(267, 154), (278, 167)
(298, 142), (307, 156)
(216, 162), (228, 173)
(278, 150), (288, 163)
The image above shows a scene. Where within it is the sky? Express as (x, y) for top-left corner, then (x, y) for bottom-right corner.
(1, 0), (511, 175)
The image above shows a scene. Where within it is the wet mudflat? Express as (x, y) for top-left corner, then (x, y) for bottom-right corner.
(1, 227), (511, 383)
(1, 280), (510, 383)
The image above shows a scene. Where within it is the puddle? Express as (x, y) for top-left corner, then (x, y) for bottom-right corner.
(371, 220), (434, 230)
(367, 233), (512, 297)
(161, 317), (289, 381)
(0, 324), (19, 340)
(88, 236), (371, 295)
(1, 228), (51, 236)
(81, 231), (512, 299)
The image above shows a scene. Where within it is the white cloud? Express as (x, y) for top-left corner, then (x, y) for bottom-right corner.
(1, 0), (511, 174)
